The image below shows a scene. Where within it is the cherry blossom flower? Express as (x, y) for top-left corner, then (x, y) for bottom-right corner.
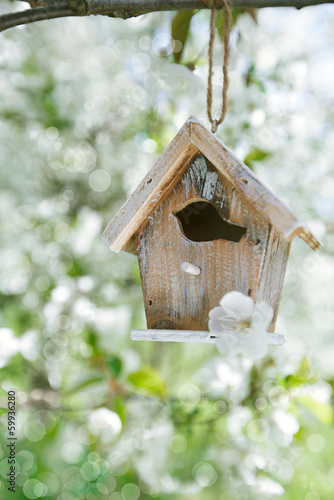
(209, 291), (273, 360)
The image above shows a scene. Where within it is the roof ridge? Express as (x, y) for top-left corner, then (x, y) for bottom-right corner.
(102, 116), (321, 253)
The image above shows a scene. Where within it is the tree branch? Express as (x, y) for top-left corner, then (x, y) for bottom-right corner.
(1, 4), (74, 32)
(1, 0), (333, 33)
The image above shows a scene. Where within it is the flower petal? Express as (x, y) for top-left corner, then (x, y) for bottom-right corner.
(209, 318), (224, 335)
(209, 307), (241, 333)
(218, 314), (242, 332)
(216, 333), (242, 357)
(219, 291), (254, 321)
(253, 301), (274, 330)
(209, 306), (225, 320)
(242, 330), (268, 360)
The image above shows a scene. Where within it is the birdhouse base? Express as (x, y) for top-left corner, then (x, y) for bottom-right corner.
(131, 329), (285, 345)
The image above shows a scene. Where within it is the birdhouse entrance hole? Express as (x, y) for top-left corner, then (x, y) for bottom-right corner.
(175, 201), (246, 243)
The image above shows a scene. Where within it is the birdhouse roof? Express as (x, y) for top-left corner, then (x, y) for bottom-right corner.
(102, 116), (321, 253)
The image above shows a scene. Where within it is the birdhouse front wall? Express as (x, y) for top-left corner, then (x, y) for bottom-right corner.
(136, 153), (290, 333)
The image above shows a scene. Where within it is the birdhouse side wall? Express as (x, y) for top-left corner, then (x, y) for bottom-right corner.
(256, 226), (291, 332)
(136, 153), (279, 331)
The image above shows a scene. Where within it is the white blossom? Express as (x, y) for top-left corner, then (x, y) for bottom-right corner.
(209, 292), (273, 360)
(88, 408), (122, 444)
(0, 328), (20, 368)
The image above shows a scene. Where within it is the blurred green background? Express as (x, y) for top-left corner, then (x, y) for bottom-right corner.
(0, 2), (334, 499)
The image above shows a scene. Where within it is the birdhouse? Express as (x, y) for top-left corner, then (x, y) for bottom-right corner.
(102, 116), (320, 343)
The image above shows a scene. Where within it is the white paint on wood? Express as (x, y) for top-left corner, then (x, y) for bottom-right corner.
(181, 262), (201, 275)
(131, 329), (285, 345)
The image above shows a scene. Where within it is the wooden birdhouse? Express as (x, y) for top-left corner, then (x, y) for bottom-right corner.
(102, 116), (320, 343)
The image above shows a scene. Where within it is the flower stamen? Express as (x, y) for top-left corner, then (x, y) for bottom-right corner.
(239, 319), (252, 330)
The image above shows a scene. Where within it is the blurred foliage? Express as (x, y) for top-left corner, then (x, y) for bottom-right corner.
(243, 147), (271, 169)
(171, 7), (257, 66)
(0, 3), (334, 500)
(128, 368), (167, 398)
(171, 10), (196, 63)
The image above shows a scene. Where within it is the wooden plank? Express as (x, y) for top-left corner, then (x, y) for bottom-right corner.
(131, 329), (285, 345)
(256, 226), (291, 332)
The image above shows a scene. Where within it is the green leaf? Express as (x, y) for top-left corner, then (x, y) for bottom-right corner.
(244, 148), (271, 168)
(85, 328), (99, 354)
(244, 8), (258, 23)
(114, 396), (125, 424)
(294, 357), (313, 382)
(245, 64), (265, 92)
(128, 368), (166, 397)
(286, 357), (318, 386)
(67, 258), (88, 277)
(296, 395), (334, 426)
(216, 8), (240, 40)
(107, 356), (122, 379)
(171, 10), (196, 63)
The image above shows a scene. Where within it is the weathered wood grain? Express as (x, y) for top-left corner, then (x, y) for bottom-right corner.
(131, 329), (286, 345)
(256, 226), (291, 331)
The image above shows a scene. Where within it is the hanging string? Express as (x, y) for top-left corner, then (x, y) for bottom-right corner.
(206, 0), (231, 133)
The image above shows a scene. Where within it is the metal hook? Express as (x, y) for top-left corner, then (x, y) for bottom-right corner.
(211, 119), (218, 134)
